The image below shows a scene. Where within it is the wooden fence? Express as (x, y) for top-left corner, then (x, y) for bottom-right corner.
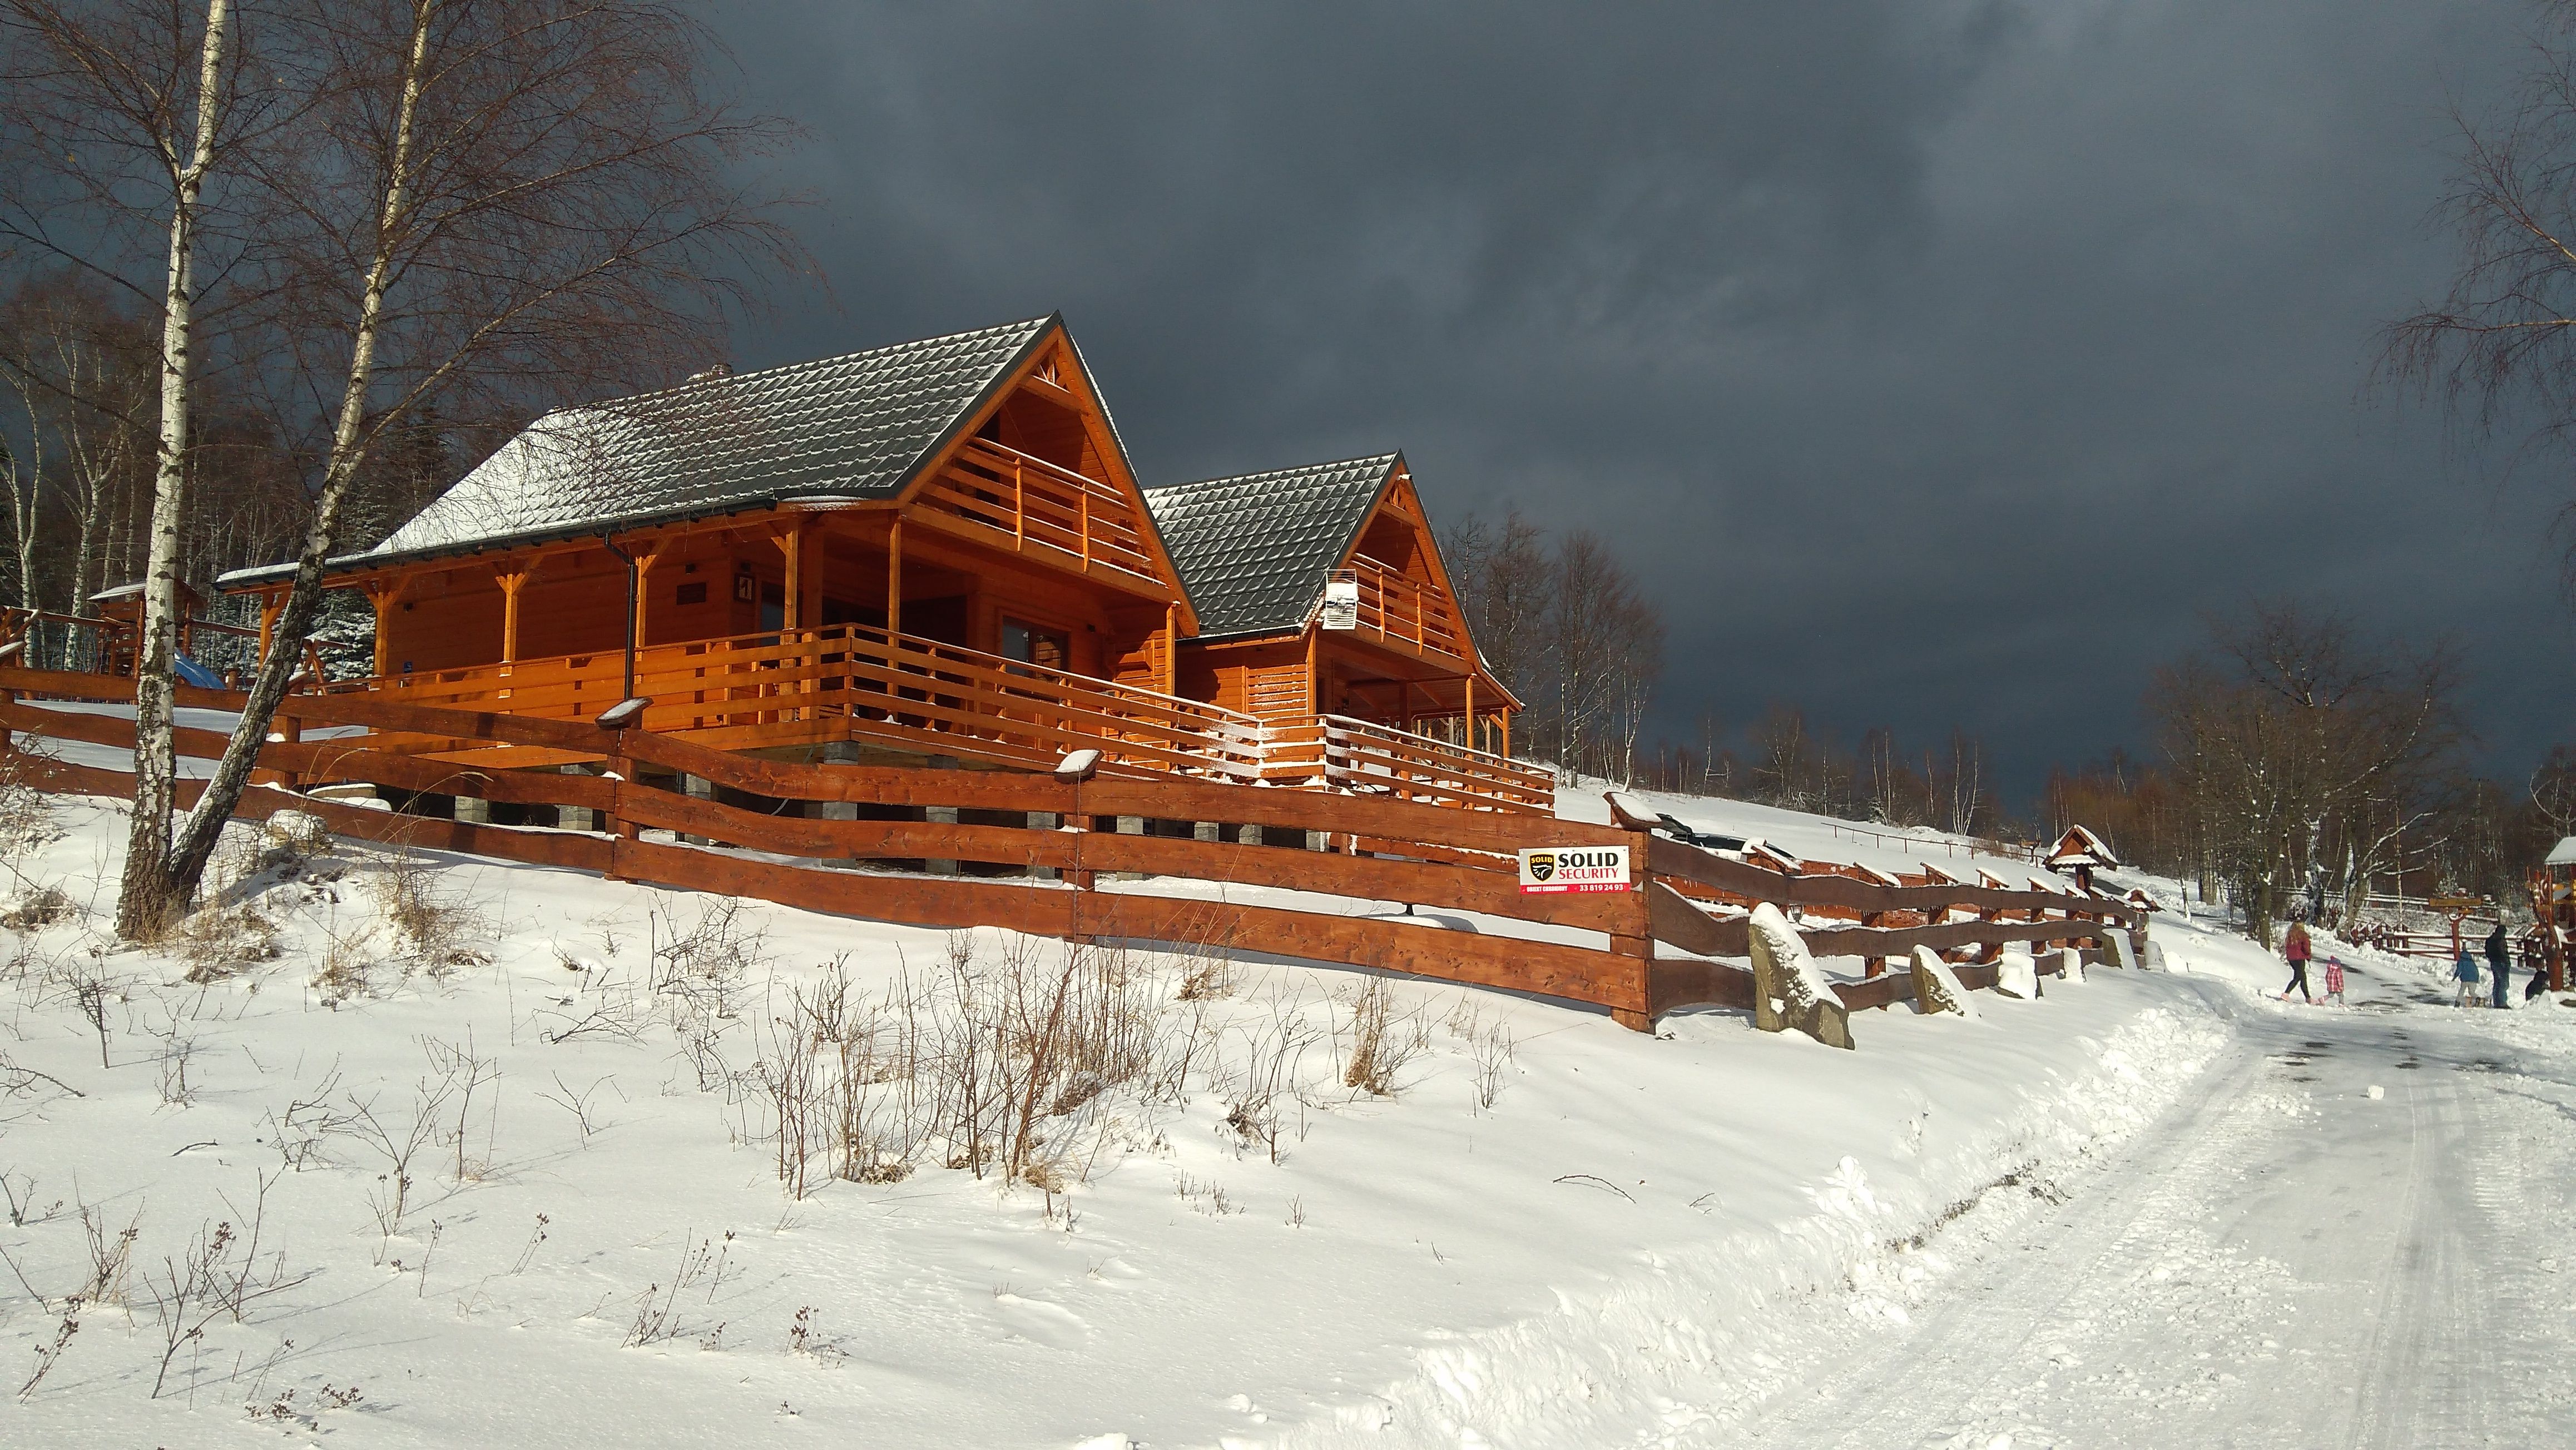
(0, 667), (2141, 1031)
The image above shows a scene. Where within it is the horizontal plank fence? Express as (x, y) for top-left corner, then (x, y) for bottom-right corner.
(0, 667), (2142, 1032)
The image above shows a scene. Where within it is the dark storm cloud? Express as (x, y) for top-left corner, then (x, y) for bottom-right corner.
(711, 0), (2570, 798)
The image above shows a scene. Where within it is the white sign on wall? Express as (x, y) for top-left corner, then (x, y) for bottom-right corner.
(1320, 573), (1360, 630)
(1518, 845), (1632, 895)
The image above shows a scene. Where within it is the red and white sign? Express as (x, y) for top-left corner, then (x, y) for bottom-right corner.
(1518, 845), (1632, 895)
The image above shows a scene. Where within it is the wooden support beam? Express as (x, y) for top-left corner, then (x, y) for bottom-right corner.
(496, 569), (530, 664)
(256, 589), (282, 664)
(887, 514), (904, 637)
(1163, 602), (1178, 696)
(364, 579), (400, 677)
(632, 550), (661, 648)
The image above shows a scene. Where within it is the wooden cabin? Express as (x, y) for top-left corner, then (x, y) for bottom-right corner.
(1142, 454), (1520, 761)
(216, 317), (1548, 811)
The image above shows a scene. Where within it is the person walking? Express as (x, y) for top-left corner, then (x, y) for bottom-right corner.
(2281, 920), (2314, 1004)
(2324, 955), (2347, 1007)
(2455, 947), (2483, 1008)
(2487, 921), (2512, 1009)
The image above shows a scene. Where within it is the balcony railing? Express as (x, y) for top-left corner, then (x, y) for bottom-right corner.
(914, 439), (1164, 589)
(1344, 554), (1467, 661)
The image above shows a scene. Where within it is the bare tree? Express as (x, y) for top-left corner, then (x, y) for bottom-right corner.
(2381, 2), (2576, 581)
(2149, 603), (2465, 943)
(9, 0), (805, 932)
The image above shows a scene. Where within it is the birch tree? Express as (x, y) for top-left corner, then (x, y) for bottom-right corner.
(137, 0), (801, 930)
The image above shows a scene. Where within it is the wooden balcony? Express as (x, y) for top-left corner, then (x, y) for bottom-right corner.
(1344, 554), (1467, 662)
(909, 439), (1167, 594)
(341, 625), (1547, 812)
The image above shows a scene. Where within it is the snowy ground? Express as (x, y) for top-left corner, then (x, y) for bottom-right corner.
(1, 780), (2569, 1447)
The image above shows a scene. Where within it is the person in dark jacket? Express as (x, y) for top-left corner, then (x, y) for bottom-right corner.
(2487, 921), (2511, 1009)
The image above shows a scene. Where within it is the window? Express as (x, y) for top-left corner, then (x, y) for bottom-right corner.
(1000, 617), (1069, 672)
(675, 582), (707, 607)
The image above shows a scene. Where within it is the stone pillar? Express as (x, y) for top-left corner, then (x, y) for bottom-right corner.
(556, 764), (598, 833)
(925, 805), (960, 876)
(1027, 811), (1059, 881)
(678, 773), (712, 845)
(1112, 815), (1146, 882)
(453, 794), (492, 826)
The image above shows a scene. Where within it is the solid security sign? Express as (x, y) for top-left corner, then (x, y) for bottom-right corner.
(1518, 845), (1631, 895)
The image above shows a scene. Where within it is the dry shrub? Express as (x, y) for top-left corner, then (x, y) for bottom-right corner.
(754, 932), (1162, 1200)
(0, 748), (59, 859)
(313, 913), (380, 1006)
(375, 857), (489, 977)
(1339, 978), (1428, 1096)
(1, 885), (75, 931)
(176, 903), (281, 984)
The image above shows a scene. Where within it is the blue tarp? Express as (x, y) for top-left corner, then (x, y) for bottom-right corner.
(173, 654), (225, 689)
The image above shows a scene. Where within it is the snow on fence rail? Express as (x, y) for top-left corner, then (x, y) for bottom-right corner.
(0, 667), (2142, 1036)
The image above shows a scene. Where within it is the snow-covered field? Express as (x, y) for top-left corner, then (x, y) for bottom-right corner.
(2, 781), (2568, 1447)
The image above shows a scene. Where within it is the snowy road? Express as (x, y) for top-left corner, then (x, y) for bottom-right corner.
(1721, 961), (2576, 1450)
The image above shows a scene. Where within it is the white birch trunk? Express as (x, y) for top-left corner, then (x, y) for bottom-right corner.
(116, 0), (232, 938)
(167, 0), (437, 897)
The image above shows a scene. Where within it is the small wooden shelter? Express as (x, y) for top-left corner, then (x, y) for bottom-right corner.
(2043, 825), (2119, 893)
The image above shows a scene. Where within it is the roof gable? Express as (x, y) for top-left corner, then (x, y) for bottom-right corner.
(1141, 454), (1399, 639)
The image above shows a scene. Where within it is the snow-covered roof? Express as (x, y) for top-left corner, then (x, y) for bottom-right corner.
(2548, 836), (2576, 868)
(220, 315), (1060, 585)
(1141, 454), (1399, 640)
(2045, 825), (2121, 871)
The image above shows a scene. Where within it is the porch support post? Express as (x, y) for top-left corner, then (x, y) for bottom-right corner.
(364, 578), (399, 677)
(1500, 708), (1510, 758)
(496, 569), (529, 664)
(886, 514), (904, 637)
(1162, 601), (1178, 696)
(1304, 622), (1319, 714)
(632, 549), (660, 648)
(1464, 673), (1475, 751)
(780, 523), (803, 630)
(256, 587), (282, 665)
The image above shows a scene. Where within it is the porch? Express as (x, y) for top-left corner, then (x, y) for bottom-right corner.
(336, 620), (1554, 813)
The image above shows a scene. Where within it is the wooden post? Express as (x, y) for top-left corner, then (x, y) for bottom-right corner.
(1612, 826), (1656, 1033)
(365, 579), (398, 678)
(1464, 674), (1475, 753)
(886, 515), (904, 637)
(256, 589), (281, 666)
(1162, 602), (1178, 696)
(1013, 455), (1026, 550)
(1500, 708), (1511, 758)
(1304, 622), (1319, 716)
(496, 569), (529, 664)
(780, 524), (802, 631)
(632, 550), (659, 649)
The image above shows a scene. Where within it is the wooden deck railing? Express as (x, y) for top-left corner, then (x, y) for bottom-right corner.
(340, 627), (1550, 808)
(355, 623), (1270, 779)
(914, 439), (1163, 588)
(1265, 713), (1555, 812)
(0, 669), (2144, 1034)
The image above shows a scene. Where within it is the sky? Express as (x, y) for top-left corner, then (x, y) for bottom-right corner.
(706, 0), (2574, 803)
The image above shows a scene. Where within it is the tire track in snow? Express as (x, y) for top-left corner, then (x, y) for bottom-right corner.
(1719, 976), (2576, 1450)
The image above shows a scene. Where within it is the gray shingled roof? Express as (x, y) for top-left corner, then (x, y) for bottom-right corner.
(220, 315), (1058, 584)
(1141, 454), (1399, 639)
